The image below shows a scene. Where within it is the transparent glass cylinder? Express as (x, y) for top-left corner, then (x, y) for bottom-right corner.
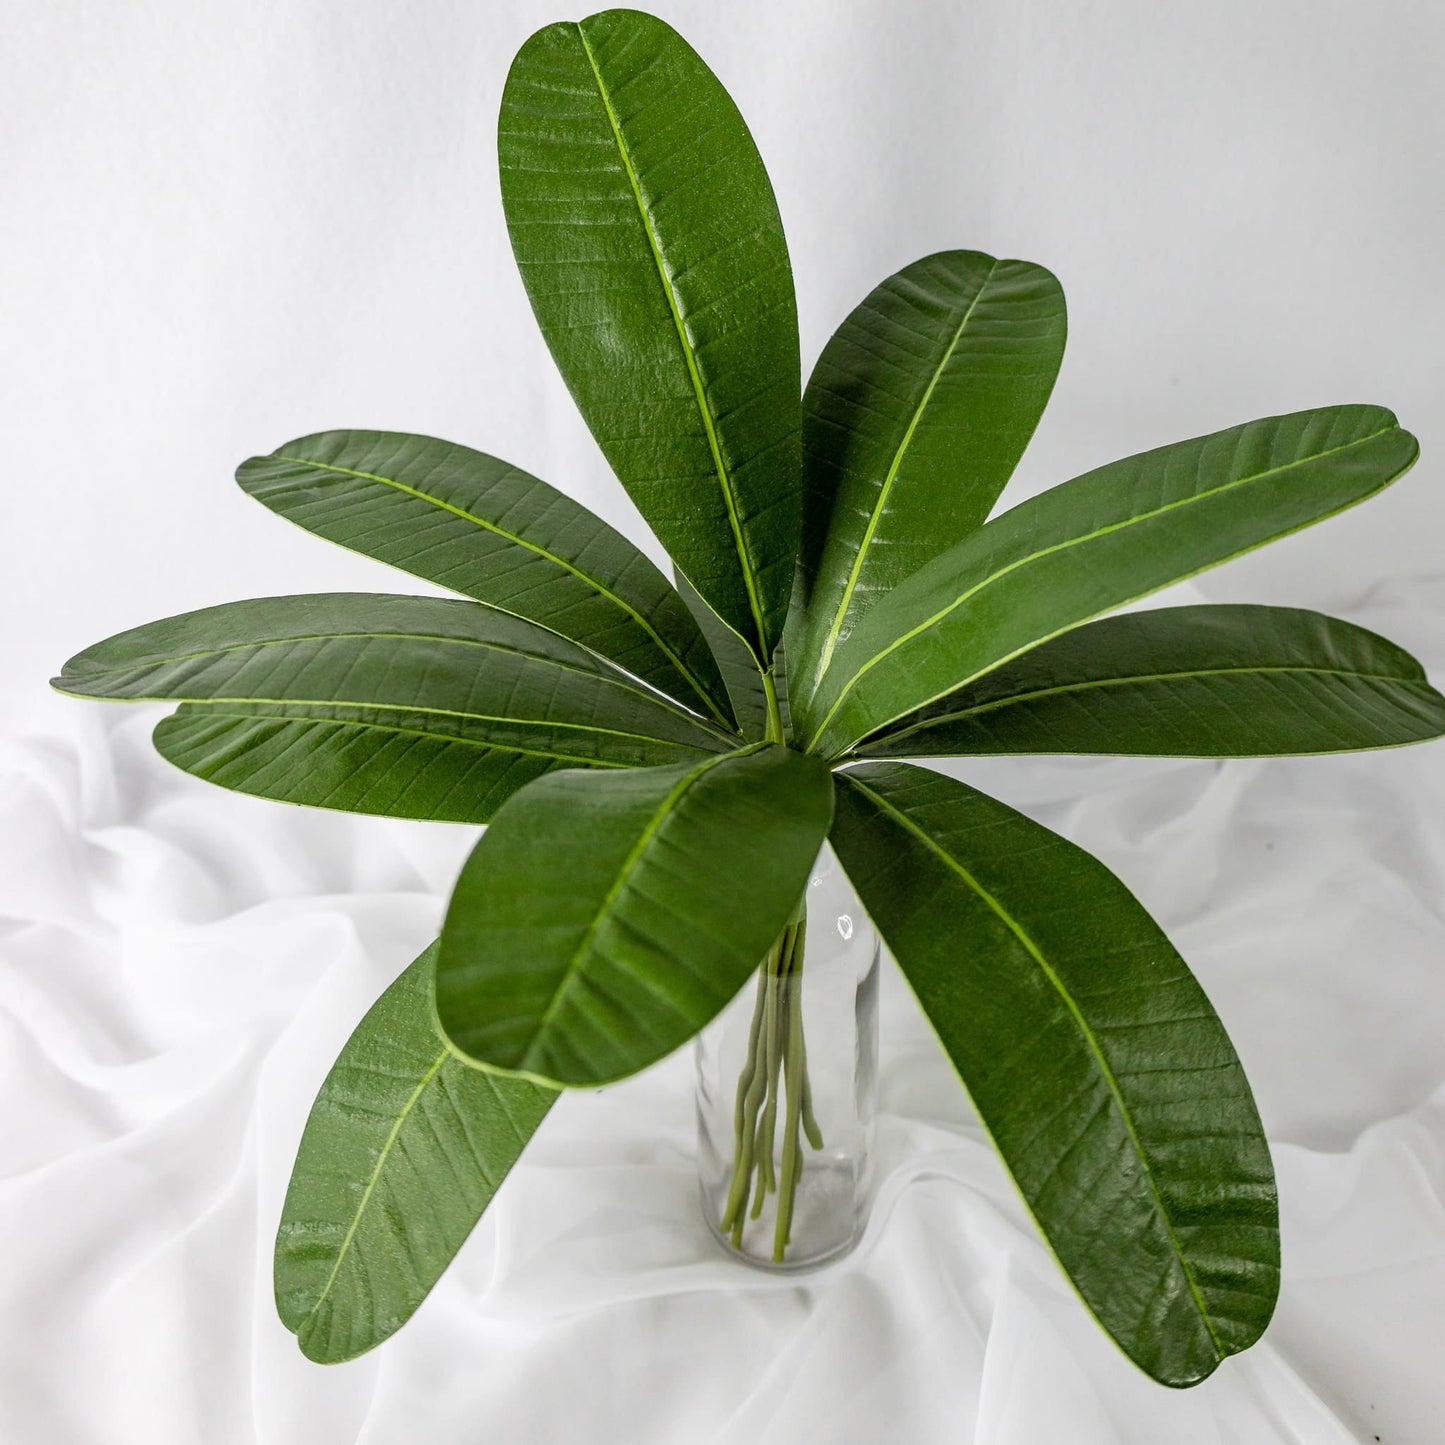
(694, 843), (879, 1270)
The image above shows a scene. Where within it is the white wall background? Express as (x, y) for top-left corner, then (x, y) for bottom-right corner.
(4, 0), (1443, 726)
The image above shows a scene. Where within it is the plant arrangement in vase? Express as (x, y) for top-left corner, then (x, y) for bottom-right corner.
(53, 7), (1445, 1389)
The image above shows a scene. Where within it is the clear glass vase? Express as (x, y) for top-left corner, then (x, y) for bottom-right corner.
(695, 843), (880, 1270)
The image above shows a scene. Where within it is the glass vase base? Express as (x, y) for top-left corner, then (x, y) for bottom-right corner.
(698, 1158), (867, 1273)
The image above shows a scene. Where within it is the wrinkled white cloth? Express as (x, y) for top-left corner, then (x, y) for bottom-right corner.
(3, 580), (1443, 1445)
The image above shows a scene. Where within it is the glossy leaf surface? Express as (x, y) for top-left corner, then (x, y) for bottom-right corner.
(238, 430), (730, 725)
(801, 405), (1419, 756)
(276, 946), (556, 1362)
(500, 8), (802, 662)
(56, 594), (728, 822)
(831, 763), (1278, 1386)
(436, 744), (833, 1086)
(864, 604), (1445, 758)
(798, 251), (1065, 688)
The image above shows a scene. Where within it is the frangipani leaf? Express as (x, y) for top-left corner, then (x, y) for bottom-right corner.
(276, 945), (556, 1363)
(800, 405), (1419, 757)
(500, 8), (802, 663)
(153, 704), (573, 824)
(797, 251), (1065, 690)
(56, 594), (729, 822)
(862, 604), (1445, 759)
(436, 744), (833, 1087)
(831, 762), (1278, 1387)
(674, 570), (770, 743)
(238, 431), (732, 727)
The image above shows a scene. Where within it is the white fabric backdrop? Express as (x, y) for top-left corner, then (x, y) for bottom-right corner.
(4, 2), (1445, 1441)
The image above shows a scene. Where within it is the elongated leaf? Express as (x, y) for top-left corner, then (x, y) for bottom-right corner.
(863, 604), (1445, 758)
(831, 763), (1278, 1387)
(800, 405), (1418, 756)
(675, 569), (769, 742)
(238, 430), (731, 727)
(55, 594), (729, 822)
(276, 945), (556, 1363)
(436, 744), (833, 1086)
(151, 705), (575, 823)
(798, 251), (1065, 688)
(500, 9), (802, 663)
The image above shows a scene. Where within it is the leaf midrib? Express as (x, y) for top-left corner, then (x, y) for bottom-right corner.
(809, 424), (1397, 748)
(297, 1047), (449, 1344)
(574, 22), (771, 664)
(872, 661), (1425, 746)
(813, 258), (1000, 683)
(131, 693), (714, 752)
(846, 772), (1227, 1361)
(163, 705), (635, 767)
(267, 451), (732, 728)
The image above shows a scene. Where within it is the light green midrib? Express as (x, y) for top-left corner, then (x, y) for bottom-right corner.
(813, 259), (1000, 684)
(518, 743), (761, 1074)
(160, 704), (634, 768)
(118, 693), (709, 752)
(574, 23), (772, 664)
(297, 1047), (449, 1342)
(808, 425), (1399, 749)
(848, 774), (1228, 1361)
(264, 452), (733, 729)
(871, 661), (1426, 746)
(60, 624), (730, 747)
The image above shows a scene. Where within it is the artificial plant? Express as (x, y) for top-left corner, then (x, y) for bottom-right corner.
(53, 8), (1444, 1389)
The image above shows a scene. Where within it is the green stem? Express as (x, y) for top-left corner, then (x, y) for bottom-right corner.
(721, 935), (784, 1237)
(729, 968), (768, 1148)
(797, 1008), (824, 1151)
(751, 967), (784, 1214)
(773, 971), (806, 1260)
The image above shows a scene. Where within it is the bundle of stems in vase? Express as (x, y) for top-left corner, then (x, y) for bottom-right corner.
(721, 903), (819, 1260)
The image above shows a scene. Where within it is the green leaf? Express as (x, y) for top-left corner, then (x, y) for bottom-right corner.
(237, 430), (731, 727)
(800, 405), (1418, 756)
(276, 945), (556, 1363)
(862, 604), (1445, 759)
(674, 569), (769, 742)
(436, 744), (833, 1087)
(797, 251), (1065, 689)
(500, 8), (802, 664)
(831, 762), (1278, 1387)
(150, 706), (569, 824)
(55, 594), (729, 822)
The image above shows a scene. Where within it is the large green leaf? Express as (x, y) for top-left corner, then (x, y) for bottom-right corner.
(831, 763), (1278, 1387)
(436, 744), (833, 1087)
(55, 594), (729, 822)
(237, 430), (731, 727)
(862, 604), (1445, 759)
(799, 405), (1418, 757)
(500, 8), (802, 664)
(797, 251), (1065, 689)
(276, 945), (556, 1363)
